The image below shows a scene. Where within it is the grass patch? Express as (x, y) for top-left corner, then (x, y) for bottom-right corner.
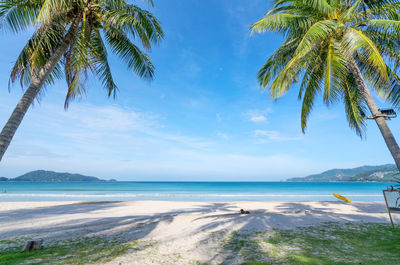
(222, 232), (270, 264)
(0, 236), (151, 265)
(223, 223), (400, 265)
(2, 223), (399, 264)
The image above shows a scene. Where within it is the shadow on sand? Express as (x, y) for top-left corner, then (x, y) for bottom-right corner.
(196, 201), (389, 264)
(0, 201), (392, 264)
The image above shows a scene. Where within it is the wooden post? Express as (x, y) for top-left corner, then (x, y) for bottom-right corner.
(22, 239), (43, 252)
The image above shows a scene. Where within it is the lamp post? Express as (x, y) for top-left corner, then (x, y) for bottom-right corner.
(359, 107), (397, 120)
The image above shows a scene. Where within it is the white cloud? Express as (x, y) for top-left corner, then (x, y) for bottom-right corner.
(1, 148), (327, 181)
(3, 103), (213, 162)
(250, 115), (267, 123)
(0, 102), (315, 180)
(244, 108), (271, 123)
(253, 130), (303, 142)
(58, 104), (159, 132)
(61, 104), (213, 150)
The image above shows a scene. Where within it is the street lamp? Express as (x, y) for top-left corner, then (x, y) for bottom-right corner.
(359, 107), (397, 120)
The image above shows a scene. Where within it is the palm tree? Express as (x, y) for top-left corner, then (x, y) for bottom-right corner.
(251, 0), (400, 170)
(0, 0), (163, 161)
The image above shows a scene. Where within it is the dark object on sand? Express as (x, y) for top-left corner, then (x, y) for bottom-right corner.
(22, 239), (43, 252)
(240, 209), (250, 214)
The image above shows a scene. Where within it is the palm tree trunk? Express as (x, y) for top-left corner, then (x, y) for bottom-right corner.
(0, 20), (80, 162)
(349, 58), (400, 170)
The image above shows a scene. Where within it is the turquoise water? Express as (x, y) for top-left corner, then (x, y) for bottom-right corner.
(0, 181), (394, 202)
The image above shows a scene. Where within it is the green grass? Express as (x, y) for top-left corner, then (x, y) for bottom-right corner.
(1, 223), (399, 264)
(224, 223), (400, 265)
(0, 236), (151, 265)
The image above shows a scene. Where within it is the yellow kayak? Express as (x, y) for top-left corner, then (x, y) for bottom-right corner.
(333, 193), (351, 203)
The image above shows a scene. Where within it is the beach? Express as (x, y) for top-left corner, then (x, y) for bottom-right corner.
(1, 200), (396, 264)
(2, 0), (400, 264)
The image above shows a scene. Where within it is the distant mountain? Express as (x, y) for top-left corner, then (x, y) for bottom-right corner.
(287, 164), (399, 182)
(2, 170), (114, 182)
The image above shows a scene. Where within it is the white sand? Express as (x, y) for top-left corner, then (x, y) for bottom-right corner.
(0, 201), (392, 264)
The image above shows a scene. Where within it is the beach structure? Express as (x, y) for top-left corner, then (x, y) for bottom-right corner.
(383, 187), (400, 227)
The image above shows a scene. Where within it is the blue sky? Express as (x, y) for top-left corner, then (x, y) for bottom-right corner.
(0, 0), (398, 180)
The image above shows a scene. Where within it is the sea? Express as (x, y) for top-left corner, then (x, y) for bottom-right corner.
(0, 181), (395, 202)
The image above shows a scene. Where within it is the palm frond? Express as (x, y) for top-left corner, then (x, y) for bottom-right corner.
(269, 19), (337, 98)
(9, 21), (65, 89)
(0, 0), (43, 33)
(342, 72), (367, 138)
(253, 0), (400, 137)
(104, 25), (154, 80)
(272, 0), (334, 18)
(251, 13), (311, 36)
(90, 28), (117, 98)
(5, 0), (162, 107)
(343, 28), (388, 83)
(300, 53), (324, 132)
(257, 37), (301, 88)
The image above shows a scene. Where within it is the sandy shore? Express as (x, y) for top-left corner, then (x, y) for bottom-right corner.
(0, 201), (393, 264)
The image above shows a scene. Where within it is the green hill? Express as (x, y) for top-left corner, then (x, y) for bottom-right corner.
(5, 170), (110, 182)
(288, 164), (399, 182)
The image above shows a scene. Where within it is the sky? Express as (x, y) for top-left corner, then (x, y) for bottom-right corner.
(0, 0), (399, 181)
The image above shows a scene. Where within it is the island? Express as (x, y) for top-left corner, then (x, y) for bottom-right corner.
(287, 164), (399, 182)
(0, 170), (116, 182)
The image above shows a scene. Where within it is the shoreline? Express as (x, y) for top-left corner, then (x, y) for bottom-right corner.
(0, 181), (390, 203)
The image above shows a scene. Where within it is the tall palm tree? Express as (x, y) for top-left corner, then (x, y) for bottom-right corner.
(0, 0), (163, 161)
(251, 0), (400, 170)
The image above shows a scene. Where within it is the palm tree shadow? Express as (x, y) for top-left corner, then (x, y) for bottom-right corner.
(0, 201), (122, 223)
(198, 201), (389, 264)
(0, 201), (392, 264)
(0, 202), (237, 243)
